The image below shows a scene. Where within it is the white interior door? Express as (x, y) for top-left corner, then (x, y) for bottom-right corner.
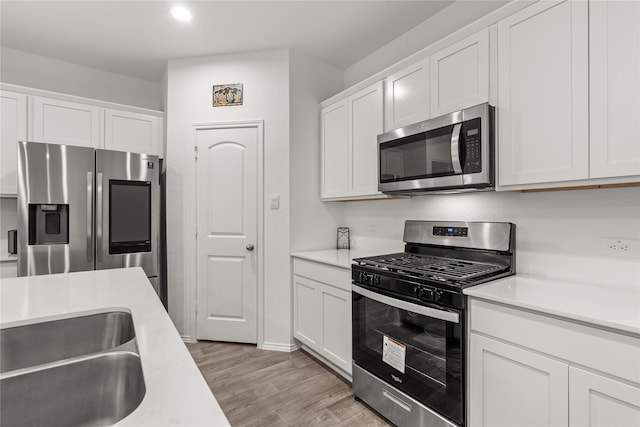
(196, 122), (259, 343)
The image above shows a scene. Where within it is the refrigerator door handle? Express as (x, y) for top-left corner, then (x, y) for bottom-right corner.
(87, 172), (93, 262)
(96, 172), (103, 262)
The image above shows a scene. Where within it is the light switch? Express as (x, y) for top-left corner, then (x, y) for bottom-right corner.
(270, 194), (280, 210)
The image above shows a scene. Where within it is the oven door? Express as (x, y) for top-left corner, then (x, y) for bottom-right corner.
(352, 284), (463, 425)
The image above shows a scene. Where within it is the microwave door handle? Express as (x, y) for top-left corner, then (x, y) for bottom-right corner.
(451, 123), (463, 174)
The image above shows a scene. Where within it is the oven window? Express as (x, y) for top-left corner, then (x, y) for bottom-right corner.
(380, 125), (456, 182)
(109, 180), (151, 254)
(361, 297), (450, 387)
(353, 291), (463, 424)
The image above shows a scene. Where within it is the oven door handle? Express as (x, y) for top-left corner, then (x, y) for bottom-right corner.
(352, 284), (460, 324)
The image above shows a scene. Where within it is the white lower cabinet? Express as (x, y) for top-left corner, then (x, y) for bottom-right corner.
(469, 299), (640, 427)
(569, 366), (640, 427)
(292, 258), (351, 376)
(470, 334), (569, 427)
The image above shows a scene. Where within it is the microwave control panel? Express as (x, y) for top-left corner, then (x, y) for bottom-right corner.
(462, 118), (482, 173)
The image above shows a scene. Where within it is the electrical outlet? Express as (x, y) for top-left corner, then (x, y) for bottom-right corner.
(367, 224), (377, 233)
(600, 238), (640, 258)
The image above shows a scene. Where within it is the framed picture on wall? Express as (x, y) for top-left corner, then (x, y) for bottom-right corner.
(213, 83), (243, 107)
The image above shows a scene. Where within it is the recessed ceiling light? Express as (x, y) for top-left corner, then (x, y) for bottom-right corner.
(171, 5), (192, 22)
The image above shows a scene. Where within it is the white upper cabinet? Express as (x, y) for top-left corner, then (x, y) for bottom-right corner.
(430, 28), (489, 117)
(321, 100), (349, 199)
(30, 96), (103, 148)
(321, 81), (384, 200)
(104, 109), (163, 156)
(0, 90), (27, 195)
(589, 0), (640, 179)
(384, 58), (429, 131)
(349, 81), (384, 197)
(497, 0), (589, 187)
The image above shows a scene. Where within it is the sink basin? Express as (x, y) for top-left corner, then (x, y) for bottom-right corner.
(1, 351), (146, 427)
(1, 310), (135, 373)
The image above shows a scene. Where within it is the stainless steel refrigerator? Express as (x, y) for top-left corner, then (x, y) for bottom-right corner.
(17, 141), (163, 303)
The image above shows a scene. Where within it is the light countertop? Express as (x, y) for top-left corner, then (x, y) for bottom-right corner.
(0, 267), (230, 426)
(464, 274), (640, 336)
(291, 248), (388, 269)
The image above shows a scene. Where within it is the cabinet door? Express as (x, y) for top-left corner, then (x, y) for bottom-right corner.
(321, 100), (349, 199)
(348, 81), (383, 197)
(498, 1), (588, 186)
(293, 275), (320, 347)
(0, 90), (27, 195)
(30, 96), (102, 148)
(590, 1), (640, 179)
(470, 333), (569, 427)
(104, 109), (163, 156)
(384, 59), (429, 131)
(320, 285), (351, 374)
(430, 28), (489, 117)
(570, 366), (640, 427)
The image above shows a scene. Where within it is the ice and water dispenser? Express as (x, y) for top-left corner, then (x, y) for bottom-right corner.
(28, 204), (69, 245)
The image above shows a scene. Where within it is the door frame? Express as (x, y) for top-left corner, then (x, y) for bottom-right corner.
(192, 120), (265, 347)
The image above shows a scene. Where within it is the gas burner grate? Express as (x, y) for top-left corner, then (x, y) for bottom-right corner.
(355, 253), (507, 282)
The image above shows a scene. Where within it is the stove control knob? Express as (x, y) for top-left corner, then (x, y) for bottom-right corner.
(417, 287), (434, 302)
(358, 272), (364, 283)
(373, 275), (381, 286)
(432, 289), (442, 302)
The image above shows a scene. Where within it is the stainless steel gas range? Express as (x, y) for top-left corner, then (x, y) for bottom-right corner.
(352, 221), (515, 427)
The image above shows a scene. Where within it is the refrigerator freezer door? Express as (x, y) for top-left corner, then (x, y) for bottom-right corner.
(18, 142), (95, 276)
(95, 149), (159, 278)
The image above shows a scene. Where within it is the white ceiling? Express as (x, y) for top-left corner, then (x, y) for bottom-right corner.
(0, 0), (467, 83)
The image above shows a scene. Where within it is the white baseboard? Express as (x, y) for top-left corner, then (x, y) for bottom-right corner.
(259, 341), (300, 352)
(181, 335), (197, 344)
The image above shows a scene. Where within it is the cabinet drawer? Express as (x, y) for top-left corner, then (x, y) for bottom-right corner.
(292, 258), (350, 292)
(470, 299), (640, 384)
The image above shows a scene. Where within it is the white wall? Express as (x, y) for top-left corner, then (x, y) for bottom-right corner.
(0, 47), (163, 110)
(289, 51), (346, 252)
(165, 49), (292, 347)
(343, 188), (640, 287)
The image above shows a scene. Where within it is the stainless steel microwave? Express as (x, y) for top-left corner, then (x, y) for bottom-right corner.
(378, 103), (494, 195)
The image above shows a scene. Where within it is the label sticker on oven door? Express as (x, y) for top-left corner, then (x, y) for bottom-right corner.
(382, 336), (406, 374)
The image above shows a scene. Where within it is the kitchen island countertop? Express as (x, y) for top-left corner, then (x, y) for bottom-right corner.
(464, 274), (640, 336)
(0, 267), (230, 426)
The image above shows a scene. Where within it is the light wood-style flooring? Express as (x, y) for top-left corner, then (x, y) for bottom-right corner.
(187, 341), (392, 427)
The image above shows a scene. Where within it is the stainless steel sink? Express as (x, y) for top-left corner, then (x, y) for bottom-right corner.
(1, 310), (136, 373)
(0, 310), (146, 426)
(1, 351), (146, 427)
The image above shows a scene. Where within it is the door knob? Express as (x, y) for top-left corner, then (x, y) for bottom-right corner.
(246, 244), (255, 251)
